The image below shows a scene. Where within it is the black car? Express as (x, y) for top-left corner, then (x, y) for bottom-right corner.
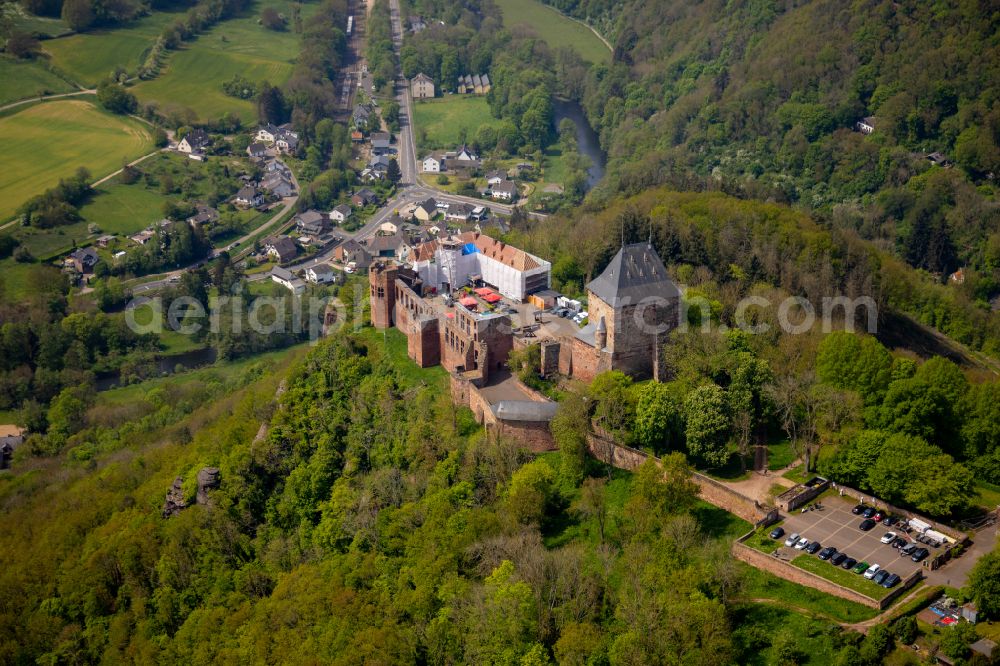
(882, 573), (901, 588)
(841, 556), (857, 570)
(862, 507), (877, 518)
(891, 537), (907, 549)
(805, 541), (822, 554)
(859, 519), (876, 531)
(769, 527), (785, 540)
(911, 548), (930, 562)
(831, 552), (848, 566)
(818, 546), (837, 560)
(872, 570), (890, 585)
(851, 504), (867, 515)
(883, 516), (898, 527)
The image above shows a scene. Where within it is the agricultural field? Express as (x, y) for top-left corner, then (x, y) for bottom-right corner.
(412, 95), (501, 150)
(0, 58), (76, 106)
(0, 99), (155, 221)
(43, 11), (184, 86)
(131, 0), (313, 122)
(493, 0), (610, 64)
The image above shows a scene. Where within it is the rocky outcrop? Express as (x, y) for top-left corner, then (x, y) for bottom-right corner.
(162, 477), (187, 518)
(196, 467), (220, 505)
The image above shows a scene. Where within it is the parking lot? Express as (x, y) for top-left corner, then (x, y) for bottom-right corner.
(778, 495), (930, 585)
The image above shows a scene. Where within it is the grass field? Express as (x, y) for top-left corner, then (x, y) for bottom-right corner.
(133, 47), (293, 122)
(0, 100), (155, 221)
(0, 57), (75, 106)
(792, 554), (884, 599)
(493, 0), (610, 64)
(412, 96), (502, 151)
(43, 11), (184, 86)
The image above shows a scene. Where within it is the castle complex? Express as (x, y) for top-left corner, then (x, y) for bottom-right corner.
(369, 234), (682, 387)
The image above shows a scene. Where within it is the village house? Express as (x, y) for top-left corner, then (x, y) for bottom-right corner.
(334, 239), (373, 269)
(306, 263), (339, 284)
(234, 185), (264, 208)
(96, 235), (116, 248)
(270, 265), (305, 294)
(445, 203), (474, 223)
(364, 232), (412, 260)
(353, 103), (374, 127)
(411, 73), (435, 99)
(330, 204), (353, 224)
(454, 144), (478, 162)
(261, 172), (295, 198)
(351, 129), (364, 142)
(265, 236), (299, 263)
(485, 170), (506, 187)
(408, 15), (426, 32)
(186, 204), (219, 227)
(413, 198), (438, 222)
(421, 154), (443, 173)
(295, 210), (328, 236)
(129, 228), (156, 245)
(177, 129), (209, 154)
(351, 188), (380, 207)
(69, 247), (99, 274)
(491, 180), (517, 202)
(370, 132), (392, 155)
(247, 142), (267, 159)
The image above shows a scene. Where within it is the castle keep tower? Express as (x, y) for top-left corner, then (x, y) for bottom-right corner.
(369, 261), (399, 329)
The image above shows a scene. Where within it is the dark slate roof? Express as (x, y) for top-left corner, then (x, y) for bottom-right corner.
(586, 242), (680, 308)
(185, 129), (209, 146)
(490, 400), (559, 422)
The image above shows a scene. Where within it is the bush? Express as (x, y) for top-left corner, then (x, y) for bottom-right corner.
(261, 7), (286, 30)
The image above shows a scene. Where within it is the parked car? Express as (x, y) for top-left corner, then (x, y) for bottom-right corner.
(841, 556), (857, 570)
(859, 519), (876, 531)
(911, 548), (930, 562)
(881, 532), (897, 544)
(818, 546), (837, 560)
(872, 570), (890, 585)
(769, 527), (786, 540)
(853, 561), (869, 574)
(805, 541), (822, 554)
(794, 537), (809, 550)
(863, 564), (881, 580)
(882, 573), (901, 588)
(883, 516), (898, 527)
(851, 504), (867, 515)
(784, 532), (801, 548)
(831, 552), (848, 566)
(892, 537), (907, 549)
(873, 512), (884, 522)
(901, 543), (918, 557)
(862, 507), (877, 518)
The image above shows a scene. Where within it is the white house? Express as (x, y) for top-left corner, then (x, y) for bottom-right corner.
(234, 185), (264, 207)
(306, 264), (338, 284)
(380, 219), (399, 234)
(485, 170), (506, 186)
(330, 204), (352, 223)
(411, 73), (435, 99)
(421, 155), (442, 173)
(177, 129), (209, 154)
(271, 266), (305, 294)
(455, 144), (477, 161)
(855, 116), (876, 135)
(492, 180), (517, 201)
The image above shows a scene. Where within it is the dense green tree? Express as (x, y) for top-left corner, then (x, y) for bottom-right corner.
(684, 384), (730, 467)
(96, 82), (138, 115)
(632, 381), (682, 454)
(968, 547), (1000, 621)
(816, 332), (893, 405)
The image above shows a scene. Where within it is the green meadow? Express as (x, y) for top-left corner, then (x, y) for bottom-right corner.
(0, 58), (75, 106)
(412, 95), (501, 150)
(0, 100), (155, 221)
(493, 0), (610, 63)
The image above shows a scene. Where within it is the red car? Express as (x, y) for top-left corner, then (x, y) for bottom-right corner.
(873, 512), (884, 522)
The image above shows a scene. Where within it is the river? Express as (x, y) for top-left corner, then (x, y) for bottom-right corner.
(553, 98), (606, 190)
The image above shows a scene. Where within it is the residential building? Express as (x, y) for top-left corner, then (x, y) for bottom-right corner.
(371, 132), (392, 154)
(187, 205), (219, 227)
(306, 264), (339, 284)
(485, 170), (506, 186)
(95, 235), (115, 248)
(855, 116), (876, 134)
(333, 239), (372, 269)
(351, 189), (380, 207)
(491, 180), (517, 201)
(271, 265), (305, 294)
(295, 210), (328, 236)
(69, 247), (99, 274)
(413, 198), (438, 221)
(411, 73), (435, 99)
(178, 129), (209, 154)
(130, 229), (156, 245)
(234, 185), (264, 207)
(422, 154), (443, 172)
(265, 236), (299, 263)
(445, 203), (473, 222)
(353, 103), (373, 127)
(261, 172), (295, 198)
(247, 142), (267, 158)
(330, 204), (353, 223)
(364, 232), (411, 260)
(454, 144), (478, 161)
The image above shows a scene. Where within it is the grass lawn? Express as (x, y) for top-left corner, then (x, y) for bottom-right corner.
(0, 57), (75, 106)
(0, 260), (42, 301)
(493, 0), (610, 64)
(0, 100), (155, 221)
(542, 146), (567, 184)
(792, 554), (884, 599)
(356, 326), (449, 391)
(743, 527), (783, 554)
(412, 96), (502, 151)
(973, 480), (1000, 512)
(43, 11), (184, 86)
(740, 562), (880, 623)
(767, 439), (797, 470)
